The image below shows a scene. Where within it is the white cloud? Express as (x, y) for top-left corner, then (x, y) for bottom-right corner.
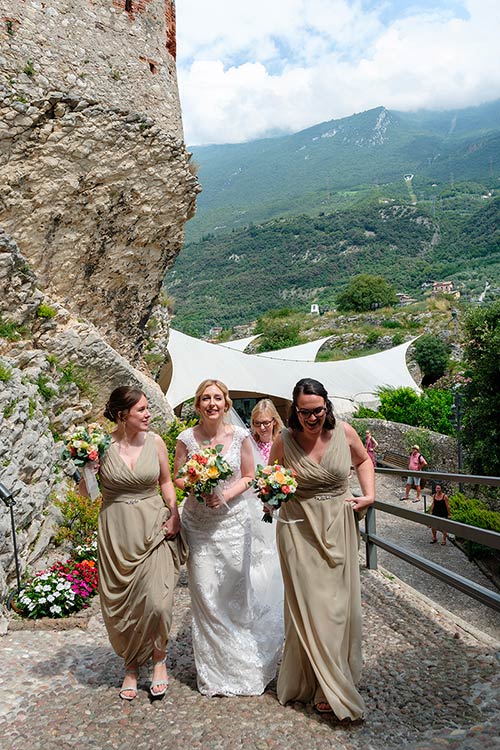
(176, 0), (500, 145)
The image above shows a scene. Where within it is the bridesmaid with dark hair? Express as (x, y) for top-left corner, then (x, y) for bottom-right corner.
(270, 378), (375, 721)
(81, 385), (185, 701)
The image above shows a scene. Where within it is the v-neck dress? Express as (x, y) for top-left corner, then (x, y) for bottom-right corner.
(276, 426), (365, 720)
(98, 432), (182, 667)
(178, 425), (283, 696)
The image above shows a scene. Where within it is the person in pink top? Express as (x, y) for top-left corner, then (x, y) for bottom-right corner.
(250, 399), (284, 464)
(404, 444), (428, 502)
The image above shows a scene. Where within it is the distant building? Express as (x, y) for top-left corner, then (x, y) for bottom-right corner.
(310, 304), (320, 315)
(396, 293), (417, 306)
(432, 281), (460, 299)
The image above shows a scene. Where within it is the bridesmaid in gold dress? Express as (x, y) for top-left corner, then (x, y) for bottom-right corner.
(82, 386), (184, 701)
(269, 378), (374, 721)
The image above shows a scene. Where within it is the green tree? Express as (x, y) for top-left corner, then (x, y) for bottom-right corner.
(336, 274), (398, 312)
(413, 334), (450, 383)
(462, 299), (500, 475)
(256, 319), (301, 352)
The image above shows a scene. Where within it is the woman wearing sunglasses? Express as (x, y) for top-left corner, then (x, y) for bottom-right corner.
(250, 399), (284, 463)
(269, 378), (374, 721)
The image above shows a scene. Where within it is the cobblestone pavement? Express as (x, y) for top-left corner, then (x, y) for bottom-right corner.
(1, 563), (499, 750)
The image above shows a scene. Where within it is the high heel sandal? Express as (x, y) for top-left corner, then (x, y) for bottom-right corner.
(150, 658), (169, 698)
(119, 666), (138, 701)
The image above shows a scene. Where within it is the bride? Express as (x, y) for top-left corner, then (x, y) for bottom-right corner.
(174, 379), (283, 696)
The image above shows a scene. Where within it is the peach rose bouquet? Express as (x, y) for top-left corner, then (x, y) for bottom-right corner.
(178, 444), (233, 504)
(253, 463), (297, 523)
(61, 423), (111, 500)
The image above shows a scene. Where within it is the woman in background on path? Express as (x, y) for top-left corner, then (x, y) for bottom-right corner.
(430, 484), (451, 545)
(250, 398), (284, 464)
(270, 378), (375, 721)
(364, 430), (378, 467)
(82, 386), (184, 701)
(174, 379), (283, 697)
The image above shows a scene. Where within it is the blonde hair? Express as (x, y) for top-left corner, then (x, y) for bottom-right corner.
(250, 398), (284, 441)
(194, 379), (233, 412)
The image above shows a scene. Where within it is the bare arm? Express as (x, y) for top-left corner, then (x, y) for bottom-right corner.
(343, 422), (375, 512)
(221, 436), (254, 502)
(155, 434), (180, 536)
(173, 439), (188, 493)
(444, 494), (451, 517)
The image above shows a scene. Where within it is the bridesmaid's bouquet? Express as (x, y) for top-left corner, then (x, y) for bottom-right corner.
(178, 445), (233, 503)
(254, 463), (297, 523)
(61, 423), (111, 500)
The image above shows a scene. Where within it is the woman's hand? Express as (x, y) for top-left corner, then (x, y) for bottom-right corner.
(202, 490), (227, 509)
(345, 495), (374, 513)
(162, 509), (180, 538)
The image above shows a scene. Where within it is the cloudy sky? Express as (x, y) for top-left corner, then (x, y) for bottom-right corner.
(175, 0), (500, 146)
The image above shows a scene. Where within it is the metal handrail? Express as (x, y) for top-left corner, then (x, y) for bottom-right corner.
(363, 470), (500, 613)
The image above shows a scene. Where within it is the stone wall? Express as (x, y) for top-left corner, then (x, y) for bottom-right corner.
(1, 0), (180, 132)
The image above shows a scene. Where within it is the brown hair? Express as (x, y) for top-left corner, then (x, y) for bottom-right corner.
(250, 399), (284, 440)
(288, 378), (336, 432)
(194, 379), (232, 412)
(104, 386), (145, 423)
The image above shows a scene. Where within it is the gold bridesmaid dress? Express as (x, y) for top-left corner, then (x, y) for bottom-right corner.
(98, 433), (183, 667)
(277, 425), (365, 720)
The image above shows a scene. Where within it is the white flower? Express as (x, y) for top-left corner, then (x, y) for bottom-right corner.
(47, 594), (55, 602)
(43, 585), (52, 592)
(28, 602), (35, 610)
(50, 604), (62, 614)
(38, 597), (47, 604)
(56, 583), (65, 591)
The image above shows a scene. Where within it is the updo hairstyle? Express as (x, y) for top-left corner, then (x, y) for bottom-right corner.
(104, 386), (145, 423)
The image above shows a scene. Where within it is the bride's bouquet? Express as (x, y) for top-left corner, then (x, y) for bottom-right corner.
(61, 423), (111, 500)
(178, 444), (233, 504)
(254, 463), (297, 523)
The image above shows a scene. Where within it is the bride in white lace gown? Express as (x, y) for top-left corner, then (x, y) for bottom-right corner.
(174, 379), (283, 697)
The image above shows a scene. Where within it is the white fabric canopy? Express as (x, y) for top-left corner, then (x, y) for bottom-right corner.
(164, 329), (419, 417)
(256, 335), (334, 361)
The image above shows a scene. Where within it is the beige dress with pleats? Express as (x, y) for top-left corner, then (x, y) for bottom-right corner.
(98, 433), (183, 667)
(277, 426), (365, 720)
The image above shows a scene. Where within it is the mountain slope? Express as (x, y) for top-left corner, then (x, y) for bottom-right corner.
(186, 100), (500, 243)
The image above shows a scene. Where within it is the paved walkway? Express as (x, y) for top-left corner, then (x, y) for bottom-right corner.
(368, 474), (500, 642)
(1, 476), (499, 749)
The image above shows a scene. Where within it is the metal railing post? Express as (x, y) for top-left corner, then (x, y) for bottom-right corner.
(364, 505), (378, 570)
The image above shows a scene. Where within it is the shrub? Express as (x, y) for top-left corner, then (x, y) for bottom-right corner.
(0, 362), (13, 382)
(36, 303), (57, 319)
(54, 490), (100, 547)
(413, 334), (450, 383)
(449, 492), (500, 558)
(36, 373), (56, 399)
(0, 315), (26, 341)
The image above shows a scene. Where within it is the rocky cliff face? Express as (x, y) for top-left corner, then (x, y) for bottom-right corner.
(0, 1), (200, 597)
(0, 0), (199, 358)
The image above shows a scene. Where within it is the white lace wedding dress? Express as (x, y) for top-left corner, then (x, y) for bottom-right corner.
(178, 425), (284, 696)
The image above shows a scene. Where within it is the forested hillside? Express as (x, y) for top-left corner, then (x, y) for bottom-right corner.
(166, 100), (500, 335)
(185, 100), (500, 243)
(166, 194), (500, 335)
